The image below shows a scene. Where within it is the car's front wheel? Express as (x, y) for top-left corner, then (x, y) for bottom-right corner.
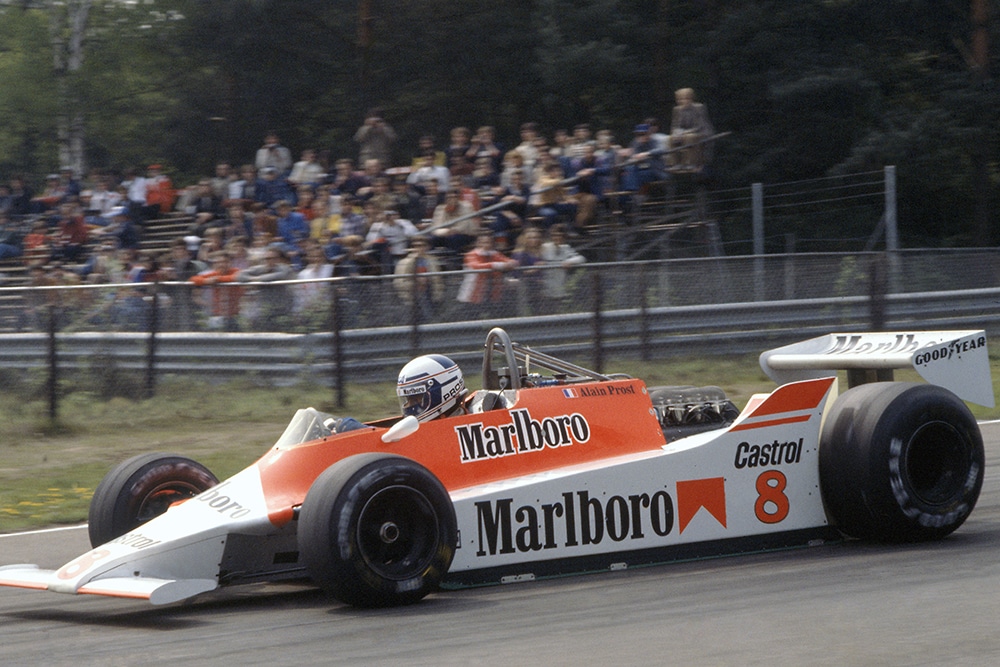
(298, 453), (456, 607)
(88, 453), (219, 548)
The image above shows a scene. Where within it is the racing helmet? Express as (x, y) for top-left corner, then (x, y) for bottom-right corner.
(396, 354), (467, 422)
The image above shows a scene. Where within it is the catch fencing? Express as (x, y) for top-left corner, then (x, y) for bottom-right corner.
(1, 248), (998, 416)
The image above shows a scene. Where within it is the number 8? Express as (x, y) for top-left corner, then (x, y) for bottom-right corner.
(755, 470), (789, 524)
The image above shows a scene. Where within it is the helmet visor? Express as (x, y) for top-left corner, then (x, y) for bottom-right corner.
(400, 390), (430, 418)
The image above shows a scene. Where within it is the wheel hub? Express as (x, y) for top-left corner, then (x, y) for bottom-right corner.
(379, 521), (400, 544)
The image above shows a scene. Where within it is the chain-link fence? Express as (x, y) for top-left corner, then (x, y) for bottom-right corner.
(2, 248), (999, 417)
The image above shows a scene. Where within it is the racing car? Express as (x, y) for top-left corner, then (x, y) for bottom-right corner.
(0, 328), (992, 608)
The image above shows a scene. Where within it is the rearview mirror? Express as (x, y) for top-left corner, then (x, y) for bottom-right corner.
(381, 415), (420, 443)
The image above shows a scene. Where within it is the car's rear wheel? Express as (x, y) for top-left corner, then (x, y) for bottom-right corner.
(88, 453), (218, 547)
(298, 453), (456, 608)
(819, 382), (983, 541)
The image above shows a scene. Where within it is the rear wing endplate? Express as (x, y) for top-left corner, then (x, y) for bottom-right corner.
(760, 331), (993, 408)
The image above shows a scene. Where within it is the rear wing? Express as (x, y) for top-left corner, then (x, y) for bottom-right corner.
(760, 331), (993, 408)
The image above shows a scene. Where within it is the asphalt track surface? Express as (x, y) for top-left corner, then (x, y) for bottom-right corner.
(2, 424), (1000, 667)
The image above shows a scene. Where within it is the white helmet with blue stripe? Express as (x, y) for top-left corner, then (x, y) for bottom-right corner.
(396, 354), (467, 422)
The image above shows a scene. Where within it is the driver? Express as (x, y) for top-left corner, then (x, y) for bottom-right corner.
(396, 355), (468, 422)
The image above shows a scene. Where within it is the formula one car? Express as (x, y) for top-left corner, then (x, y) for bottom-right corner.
(0, 328), (992, 608)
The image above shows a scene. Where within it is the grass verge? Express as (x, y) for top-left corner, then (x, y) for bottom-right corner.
(2, 349), (998, 532)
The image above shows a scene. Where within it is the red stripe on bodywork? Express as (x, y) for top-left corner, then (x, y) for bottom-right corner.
(745, 377), (834, 417)
(729, 414), (813, 432)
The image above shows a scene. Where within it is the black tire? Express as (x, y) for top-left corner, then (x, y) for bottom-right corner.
(88, 453), (219, 548)
(298, 453), (456, 608)
(819, 382), (984, 542)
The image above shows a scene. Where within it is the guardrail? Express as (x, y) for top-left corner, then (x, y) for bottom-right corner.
(2, 287), (997, 389)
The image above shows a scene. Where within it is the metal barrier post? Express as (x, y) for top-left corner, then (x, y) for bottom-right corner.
(330, 279), (346, 408)
(591, 268), (604, 374)
(145, 282), (159, 399)
(47, 303), (58, 420)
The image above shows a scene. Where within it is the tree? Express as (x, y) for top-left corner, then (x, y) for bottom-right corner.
(49, 0), (92, 176)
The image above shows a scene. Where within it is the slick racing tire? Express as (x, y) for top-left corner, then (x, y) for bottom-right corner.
(88, 453), (219, 548)
(298, 453), (456, 608)
(819, 382), (983, 542)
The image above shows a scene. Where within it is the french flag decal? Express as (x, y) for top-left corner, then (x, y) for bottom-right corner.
(562, 388), (579, 398)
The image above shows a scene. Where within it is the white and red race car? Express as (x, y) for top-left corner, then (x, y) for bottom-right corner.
(0, 328), (992, 607)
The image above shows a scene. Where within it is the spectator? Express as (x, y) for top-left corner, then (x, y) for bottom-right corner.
(310, 196), (340, 240)
(238, 246), (294, 329)
(645, 117), (669, 152)
(669, 88), (715, 170)
(365, 209), (417, 273)
(228, 164), (258, 205)
(415, 178), (444, 221)
(567, 124), (595, 160)
(159, 237), (204, 330)
(513, 121), (541, 174)
(431, 188), (479, 259)
(255, 166), (296, 210)
(539, 224), (585, 312)
(186, 180), (225, 236)
(445, 126), (474, 176)
(210, 162), (234, 201)
(467, 125), (504, 172)
(190, 250), (243, 331)
(85, 176), (122, 225)
(329, 158), (367, 197)
(247, 231), (274, 265)
(331, 234), (380, 326)
(509, 226), (545, 314)
(354, 108), (397, 166)
(145, 164), (176, 216)
(50, 201), (90, 263)
(220, 203), (253, 243)
(368, 176), (395, 213)
(500, 150), (531, 190)
(456, 232), (516, 319)
(79, 237), (126, 284)
(275, 199), (310, 265)
(470, 156), (501, 192)
(249, 202), (278, 239)
(567, 143), (611, 230)
(20, 263), (52, 330)
(122, 167), (149, 223)
(294, 243), (333, 313)
(0, 213), (24, 260)
(288, 149), (324, 188)
(620, 123), (667, 198)
(22, 219), (52, 266)
(255, 132), (293, 176)
(390, 177), (422, 223)
(226, 235), (252, 270)
(332, 235), (380, 277)
(407, 151), (451, 194)
(408, 134), (445, 168)
(0, 184), (12, 217)
(196, 227), (226, 265)
(8, 176), (34, 217)
(532, 162), (577, 230)
(484, 168), (530, 249)
(33, 174), (66, 214)
(353, 158), (384, 200)
(338, 196), (370, 238)
(295, 186), (316, 220)
(393, 235), (444, 323)
(58, 166), (82, 201)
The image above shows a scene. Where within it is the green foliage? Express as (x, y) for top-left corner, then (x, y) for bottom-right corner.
(0, 8), (59, 175)
(0, 0), (998, 244)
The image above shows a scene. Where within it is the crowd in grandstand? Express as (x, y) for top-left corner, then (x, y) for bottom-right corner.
(0, 90), (714, 331)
